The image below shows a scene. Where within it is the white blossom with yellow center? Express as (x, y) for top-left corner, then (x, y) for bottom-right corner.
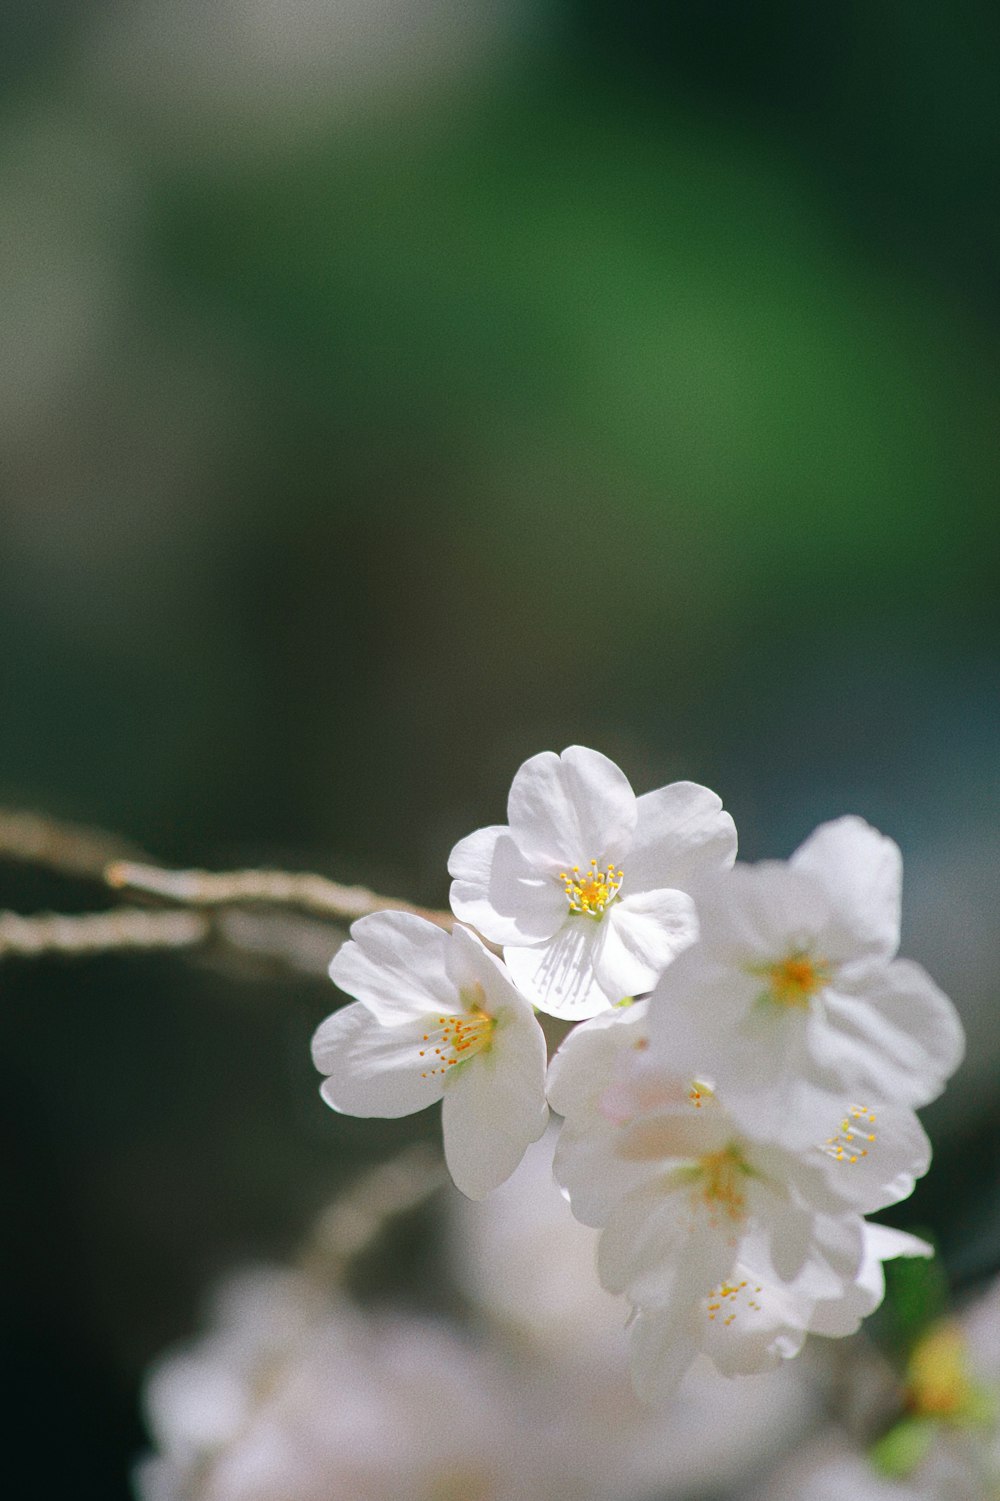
(314, 913), (548, 1199)
(628, 1221), (933, 1402)
(448, 745), (737, 1021)
(643, 816), (964, 1146)
(547, 1002), (938, 1400)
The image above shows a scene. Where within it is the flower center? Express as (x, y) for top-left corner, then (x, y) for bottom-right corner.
(559, 858), (623, 917)
(822, 1103), (877, 1164)
(694, 1146), (748, 1225)
(418, 991), (495, 1078)
(761, 951), (829, 1008)
(705, 1278), (763, 1326)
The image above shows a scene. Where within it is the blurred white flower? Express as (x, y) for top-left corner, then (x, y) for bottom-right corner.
(137, 1267), (556, 1501)
(316, 913), (547, 1198)
(449, 744), (737, 1019)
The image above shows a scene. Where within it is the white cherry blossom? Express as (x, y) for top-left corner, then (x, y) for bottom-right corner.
(313, 913), (547, 1199)
(549, 1017), (867, 1318)
(548, 1005), (931, 1333)
(448, 745), (737, 1020)
(644, 817), (964, 1143)
(629, 1221), (933, 1403)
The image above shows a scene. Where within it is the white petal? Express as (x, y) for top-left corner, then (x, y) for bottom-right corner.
(442, 921), (527, 1019)
(810, 959), (964, 1106)
(628, 1308), (698, 1403)
(448, 825), (565, 945)
(863, 1223), (933, 1262)
(440, 1007), (548, 1199)
(504, 921), (617, 1020)
(597, 1182), (734, 1308)
(627, 781), (738, 894)
(693, 862), (832, 969)
(506, 745), (637, 872)
(594, 890), (698, 997)
(553, 1118), (654, 1226)
(808, 1224), (932, 1337)
(545, 1003), (648, 1120)
(311, 1003), (444, 1117)
(328, 912), (454, 1025)
(792, 816), (902, 963)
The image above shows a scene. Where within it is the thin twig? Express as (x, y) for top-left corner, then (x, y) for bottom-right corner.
(106, 860), (454, 930)
(0, 809), (149, 883)
(0, 908), (210, 959)
(297, 1142), (448, 1286)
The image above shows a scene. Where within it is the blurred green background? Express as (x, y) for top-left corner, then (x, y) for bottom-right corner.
(1, 2), (998, 1493)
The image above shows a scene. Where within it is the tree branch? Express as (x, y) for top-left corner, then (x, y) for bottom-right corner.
(106, 860), (454, 930)
(0, 908), (210, 959)
(0, 808), (149, 883)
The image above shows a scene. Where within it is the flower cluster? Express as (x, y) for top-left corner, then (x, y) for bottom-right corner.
(312, 745), (964, 1398)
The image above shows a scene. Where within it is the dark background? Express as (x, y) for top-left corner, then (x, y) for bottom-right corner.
(2, 2), (998, 1494)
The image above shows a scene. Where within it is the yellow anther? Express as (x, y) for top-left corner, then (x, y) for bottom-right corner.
(561, 856), (624, 918)
(417, 995), (495, 1079)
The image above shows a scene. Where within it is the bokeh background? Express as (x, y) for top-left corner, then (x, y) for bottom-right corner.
(2, 2), (998, 1494)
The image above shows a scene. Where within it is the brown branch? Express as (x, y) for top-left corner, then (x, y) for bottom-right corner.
(106, 860), (454, 930)
(0, 809), (149, 883)
(0, 908), (210, 959)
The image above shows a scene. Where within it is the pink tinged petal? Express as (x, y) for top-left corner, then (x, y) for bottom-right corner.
(447, 826), (565, 946)
(328, 911), (454, 1026)
(627, 781), (738, 894)
(593, 890), (698, 998)
(440, 1008), (548, 1199)
(809, 959), (964, 1107)
(791, 816), (902, 964)
(506, 745), (637, 873)
(504, 921), (616, 1020)
(311, 1003), (445, 1117)
(693, 862), (832, 970)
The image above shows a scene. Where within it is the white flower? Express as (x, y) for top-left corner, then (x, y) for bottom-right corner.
(628, 1222), (933, 1403)
(313, 913), (548, 1199)
(448, 744), (737, 1020)
(549, 1016), (867, 1316)
(644, 817), (964, 1142)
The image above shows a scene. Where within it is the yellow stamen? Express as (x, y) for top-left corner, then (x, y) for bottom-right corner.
(418, 988), (495, 1079)
(559, 857), (623, 918)
(758, 951), (830, 1008)
(822, 1103), (876, 1164)
(704, 1278), (763, 1323)
(693, 1146), (748, 1226)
